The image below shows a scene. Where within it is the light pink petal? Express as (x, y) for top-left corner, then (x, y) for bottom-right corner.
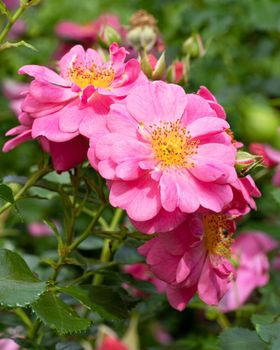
(172, 171), (200, 213)
(264, 145), (280, 163)
(19, 65), (69, 86)
(110, 42), (126, 65)
(58, 102), (90, 133)
(115, 160), (144, 180)
(126, 81), (187, 125)
(166, 285), (197, 311)
(32, 114), (78, 142)
(190, 143), (237, 183)
(187, 174), (233, 212)
(55, 21), (95, 41)
(109, 176), (161, 221)
(187, 117), (229, 138)
(58, 45), (86, 78)
(21, 93), (66, 117)
(110, 138), (151, 164)
(131, 208), (187, 234)
(181, 94), (217, 125)
(106, 105), (138, 136)
(233, 231), (278, 257)
(5, 125), (29, 136)
(197, 86), (226, 119)
(29, 80), (76, 103)
(85, 47), (103, 66)
(3, 129), (32, 152)
(159, 172), (178, 212)
(98, 159), (116, 180)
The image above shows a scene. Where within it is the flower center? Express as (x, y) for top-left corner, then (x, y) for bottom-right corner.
(68, 62), (115, 89)
(150, 120), (199, 169)
(203, 214), (233, 257)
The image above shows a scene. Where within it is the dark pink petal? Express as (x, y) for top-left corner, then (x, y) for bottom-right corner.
(166, 285), (197, 311)
(273, 167), (280, 186)
(198, 256), (230, 305)
(48, 136), (88, 172)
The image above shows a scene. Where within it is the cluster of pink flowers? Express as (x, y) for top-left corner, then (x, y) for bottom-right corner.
(3, 41), (264, 310)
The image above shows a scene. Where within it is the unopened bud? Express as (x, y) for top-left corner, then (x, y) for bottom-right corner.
(235, 151), (263, 174)
(151, 51), (166, 80)
(140, 52), (153, 78)
(100, 25), (121, 47)
(182, 34), (205, 58)
(127, 25), (157, 51)
(167, 60), (187, 84)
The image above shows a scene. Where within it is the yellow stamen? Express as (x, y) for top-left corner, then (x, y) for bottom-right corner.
(203, 214), (233, 258)
(68, 62), (115, 89)
(149, 119), (199, 169)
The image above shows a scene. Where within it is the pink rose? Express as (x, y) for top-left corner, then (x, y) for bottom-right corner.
(219, 231), (278, 312)
(89, 81), (237, 233)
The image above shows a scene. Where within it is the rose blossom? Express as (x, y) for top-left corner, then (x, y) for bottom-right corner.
(219, 231), (278, 312)
(139, 214), (235, 310)
(55, 14), (125, 59)
(226, 175), (261, 217)
(123, 263), (166, 296)
(3, 43), (145, 171)
(250, 143), (280, 186)
(0, 339), (19, 350)
(97, 334), (128, 350)
(88, 81), (237, 233)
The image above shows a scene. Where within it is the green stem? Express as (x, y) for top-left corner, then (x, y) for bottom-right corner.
(14, 308), (33, 330)
(0, 166), (51, 215)
(68, 203), (108, 252)
(216, 312), (230, 330)
(93, 239), (111, 286)
(0, 4), (25, 44)
(93, 208), (123, 286)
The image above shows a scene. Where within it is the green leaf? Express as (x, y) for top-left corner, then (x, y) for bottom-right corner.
(32, 291), (91, 335)
(0, 184), (14, 203)
(252, 313), (280, 343)
(89, 285), (129, 320)
(0, 249), (46, 307)
(61, 285), (129, 320)
(219, 328), (267, 350)
(271, 337), (280, 350)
